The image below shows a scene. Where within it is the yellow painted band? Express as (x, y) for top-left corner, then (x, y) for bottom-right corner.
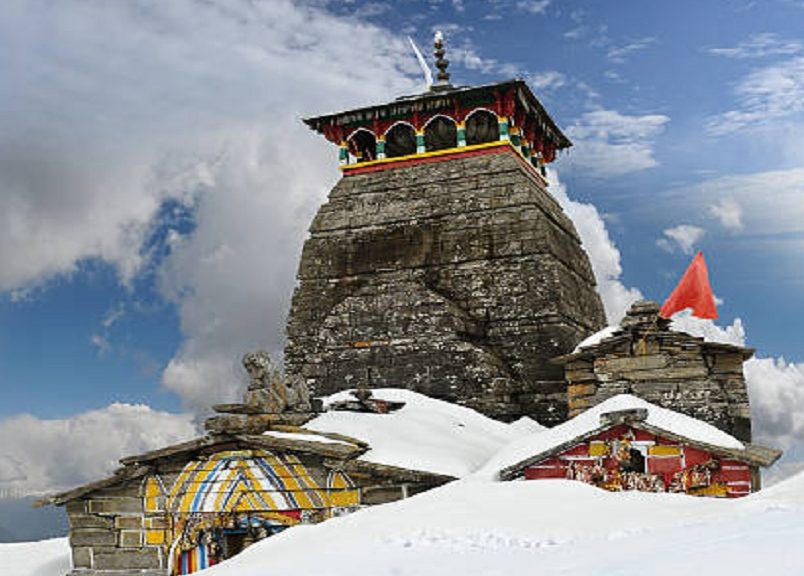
(341, 140), (511, 171)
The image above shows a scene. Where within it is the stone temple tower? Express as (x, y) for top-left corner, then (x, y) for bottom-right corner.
(285, 36), (606, 425)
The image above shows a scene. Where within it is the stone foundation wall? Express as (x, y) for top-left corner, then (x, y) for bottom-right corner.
(285, 150), (606, 425)
(66, 483), (166, 576)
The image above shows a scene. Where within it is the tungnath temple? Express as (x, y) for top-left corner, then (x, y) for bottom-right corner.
(41, 34), (780, 576)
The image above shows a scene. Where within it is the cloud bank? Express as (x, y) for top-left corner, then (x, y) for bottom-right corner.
(548, 169), (642, 325)
(1, 0), (420, 412)
(562, 109), (670, 178)
(0, 404), (196, 496)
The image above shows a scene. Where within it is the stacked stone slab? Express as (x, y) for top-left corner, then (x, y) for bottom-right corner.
(285, 149), (606, 425)
(557, 300), (753, 442)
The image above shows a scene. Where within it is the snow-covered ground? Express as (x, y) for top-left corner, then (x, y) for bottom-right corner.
(307, 388), (525, 477)
(0, 538), (70, 576)
(9, 472), (804, 576)
(6, 391), (799, 576)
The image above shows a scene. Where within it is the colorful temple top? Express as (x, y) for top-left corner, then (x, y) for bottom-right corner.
(303, 34), (571, 176)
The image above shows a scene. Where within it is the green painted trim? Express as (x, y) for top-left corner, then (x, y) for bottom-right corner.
(498, 119), (509, 141)
(416, 133), (425, 154)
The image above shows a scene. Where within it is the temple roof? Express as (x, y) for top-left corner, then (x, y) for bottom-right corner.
(303, 78), (572, 152)
(486, 394), (782, 481)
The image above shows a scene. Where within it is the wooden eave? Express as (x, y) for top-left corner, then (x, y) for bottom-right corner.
(36, 464), (150, 507)
(498, 419), (782, 481)
(303, 79), (571, 149)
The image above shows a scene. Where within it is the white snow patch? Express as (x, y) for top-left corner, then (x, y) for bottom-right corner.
(482, 394), (745, 478)
(185, 477), (804, 576)
(0, 538), (70, 576)
(507, 416), (546, 435)
(308, 389), (519, 478)
(573, 324), (619, 352)
(261, 430), (353, 446)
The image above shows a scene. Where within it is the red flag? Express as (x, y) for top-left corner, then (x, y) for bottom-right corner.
(659, 251), (718, 320)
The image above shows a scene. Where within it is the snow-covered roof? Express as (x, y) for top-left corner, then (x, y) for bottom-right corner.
(480, 394), (751, 479)
(306, 389), (522, 478)
(261, 430), (356, 446)
(573, 325), (619, 352)
(573, 308), (747, 354)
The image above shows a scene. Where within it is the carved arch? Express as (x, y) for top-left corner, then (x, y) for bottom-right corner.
(384, 122), (417, 158)
(424, 114), (458, 152)
(465, 108), (499, 145)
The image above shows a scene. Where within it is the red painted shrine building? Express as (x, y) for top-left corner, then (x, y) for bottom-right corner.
(497, 395), (781, 498)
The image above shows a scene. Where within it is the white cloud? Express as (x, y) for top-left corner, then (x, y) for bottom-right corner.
(548, 169), (643, 324)
(708, 198), (744, 230)
(657, 224), (706, 254)
(516, 0), (550, 14)
(0, 0), (420, 411)
(746, 357), (804, 450)
(562, 109), (670, 178)
(708, 33), (802, 59)
(90, 333), (111, 357)
(452, 43), (521, 77)
(528, 71), (566, 92)
(706, 56), (804, 135)
(668, 311), (746, 347)
(655, 313), (804, 484)
(0, 404), (196, 495)
(662, 169), (804, 241)
(607, 37), (657, 64)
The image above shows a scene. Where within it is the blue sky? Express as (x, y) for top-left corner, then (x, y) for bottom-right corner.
(1, 0), (803, 495)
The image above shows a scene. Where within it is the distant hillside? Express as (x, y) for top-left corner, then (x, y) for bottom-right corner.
(0, 497), (67, 543)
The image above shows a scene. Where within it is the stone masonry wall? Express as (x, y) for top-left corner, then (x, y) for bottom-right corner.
(285, 150), (606, 425)
(66, 482), (165, 576)
(564, 301), (753, 443)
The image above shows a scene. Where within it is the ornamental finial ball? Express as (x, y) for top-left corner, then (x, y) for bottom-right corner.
(433, 30), (451, 89)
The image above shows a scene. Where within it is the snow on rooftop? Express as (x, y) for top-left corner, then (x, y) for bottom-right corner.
(480, 393), (745, 479)
(507, 416), (546, 435)
(574, 309), (747, 354)
(573, 324), (619, 352)
(261, 430), (354, 446)
(306, 389), (519, 478)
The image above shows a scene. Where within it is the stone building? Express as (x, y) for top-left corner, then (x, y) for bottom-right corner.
(285, 40), (606, 426)
(40, 354), (454, 576)
(556, 301), (754, 443)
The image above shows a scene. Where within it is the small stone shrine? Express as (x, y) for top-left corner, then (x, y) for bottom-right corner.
(285, 34), (606, 426)
(555, 301), (754, 443)
(40, 353), (451, 576)
(497, 394), (781, 497)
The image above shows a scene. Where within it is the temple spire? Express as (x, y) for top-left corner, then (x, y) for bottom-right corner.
(432, 30), (452, 91)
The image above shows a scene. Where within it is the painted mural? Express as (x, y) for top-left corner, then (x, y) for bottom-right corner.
(523, 425), (753, 498)
(140, 449), (360, 575)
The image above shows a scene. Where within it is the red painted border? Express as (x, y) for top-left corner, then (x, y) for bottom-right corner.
(342, 144), (548, 187)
